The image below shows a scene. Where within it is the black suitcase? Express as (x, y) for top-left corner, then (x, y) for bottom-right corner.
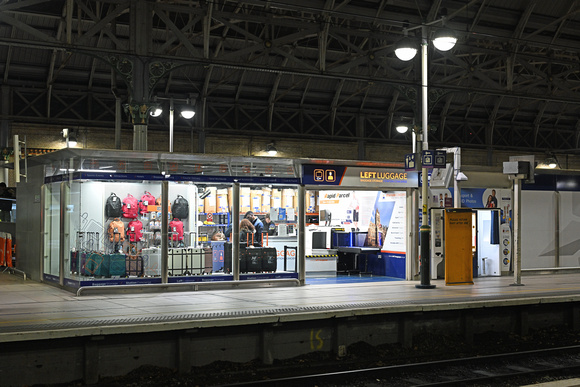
(243, 248), (262, 273)
(261, 247), (277, 272)
(224, 243), (248, 273)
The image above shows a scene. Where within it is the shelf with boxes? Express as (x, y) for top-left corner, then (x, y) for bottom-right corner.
(197, 212), (230, 244)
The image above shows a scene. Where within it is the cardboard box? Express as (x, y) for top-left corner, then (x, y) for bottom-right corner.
(217, 189), (228, 213)
(204, 187), (217, 213)
(250, 189), (262, 213)
(282, 188), (295, 208)
(261, 188), (271, 213)
(306, 190), (317, 213)
(271, 189), (282, 208)
(198, 197), (205, 214)
(240, 187), (251, 213)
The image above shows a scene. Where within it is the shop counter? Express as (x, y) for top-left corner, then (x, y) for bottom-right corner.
(336, 246), (381, 275)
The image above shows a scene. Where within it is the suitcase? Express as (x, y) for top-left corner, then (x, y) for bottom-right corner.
(261, 247), (277, 272)
(211, 241), (225, 272)
(224, 243), (248, 273)
(70, 251), (78, 273)
(79, 251), (87, 275)
(142, 247), (161, 276)
(126, 255), (144, 277)
(85, 252), (105, 276)
(204, 247), (213, 273)
(108, 253), (126, 276)
(169, 247), (188, 275)
(224, 242), (232, 273)
(243, 248), (262, 273)
(190, 248), (204, 275)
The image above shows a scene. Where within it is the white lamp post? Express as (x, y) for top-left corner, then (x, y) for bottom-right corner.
(151, 98), (196, 152)
(395, 24), (456, 289)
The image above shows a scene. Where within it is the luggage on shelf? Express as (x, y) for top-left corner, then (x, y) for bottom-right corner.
(85, 252), (106, 276)
(168, 247), (205, 275)
(260, 247), (277, 272)
(242, 248), (261, 273)
(108, 253), (126, 276)
(142, 247), (161, 277)
(126, 254), (143, 277)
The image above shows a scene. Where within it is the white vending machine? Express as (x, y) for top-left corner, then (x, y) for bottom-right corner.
(430, 208), (445, 279)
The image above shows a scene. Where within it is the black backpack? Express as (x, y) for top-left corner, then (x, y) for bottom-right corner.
(105, 192), (123, 218)
(172, 195), (189, 219)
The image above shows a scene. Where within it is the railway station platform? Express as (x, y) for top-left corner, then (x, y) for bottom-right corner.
(1, 272), (580, 386)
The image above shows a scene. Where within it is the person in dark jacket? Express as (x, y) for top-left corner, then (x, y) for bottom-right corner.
(239, 218), (255, 244)
(245, 211), (264, 243)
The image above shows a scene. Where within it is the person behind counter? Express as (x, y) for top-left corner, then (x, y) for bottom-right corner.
(239, 218), (256, 244)
(245, 211), (264, 242)
(263, 213), (276, 235)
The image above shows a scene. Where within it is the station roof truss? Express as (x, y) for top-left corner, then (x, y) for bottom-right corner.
(2, 0), (580, 153)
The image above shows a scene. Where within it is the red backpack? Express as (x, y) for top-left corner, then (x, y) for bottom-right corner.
(169, 219), (184, 241)
(127, 220), (143, 242)
(122, 194), (139, 219)
(139, 191), (156, 214)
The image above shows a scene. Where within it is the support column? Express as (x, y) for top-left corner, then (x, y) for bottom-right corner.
(232, 182), (240, 281)
(511, 177), (524, 286)
(161, 181), (169, 283)
(1, 86), (11, 184)
(416, 26), (434, 289)
(298, 184), (306, 285)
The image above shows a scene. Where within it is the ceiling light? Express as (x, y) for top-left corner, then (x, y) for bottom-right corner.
(396, 125), (409, 134)
(394, 37), (418, 61)
(266, 143), (278, 156)
(546, 157), (558, 169)
(150, 108), (162, 117)
(432, 28), (457, 51)
(180, 109), (195, 119)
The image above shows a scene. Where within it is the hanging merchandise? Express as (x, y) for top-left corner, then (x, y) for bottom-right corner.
(105, 193), (122, 218)
(169, 218), (184, 241)
(127, 219), (143, 242)
(122, 194), (139, 219)
(139, 191), (156, 215)
(107, 218), (126, 243)
(172, 195), (189, 219)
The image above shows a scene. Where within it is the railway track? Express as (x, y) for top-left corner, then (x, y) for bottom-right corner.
(218, 345), (580, 387)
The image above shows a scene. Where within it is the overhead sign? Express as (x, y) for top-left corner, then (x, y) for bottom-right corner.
(405, 153), (417, 171)
(422, 150), (434, 169)
(434, 150), (447, 168)
(302, 165), (419, 188)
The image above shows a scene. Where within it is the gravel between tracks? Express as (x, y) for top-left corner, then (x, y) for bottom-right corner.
(45, 326), (580, 387)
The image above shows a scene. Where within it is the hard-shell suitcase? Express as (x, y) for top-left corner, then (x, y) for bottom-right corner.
(190, 248), (204, 274)
(70, 251), (78, 273)
(261, 247), (277, 272)
(168, 247), (187, 275)
(79, 251), (87, 275)
(85, 252), (105, 276)
(224, 243), (247, 273)
(108, 253), (126, 276)
(243, 248), (261, 273)
(204, 247), (213, 274)
(211, 241), (225, 272)
(142, 247), (161, 276)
